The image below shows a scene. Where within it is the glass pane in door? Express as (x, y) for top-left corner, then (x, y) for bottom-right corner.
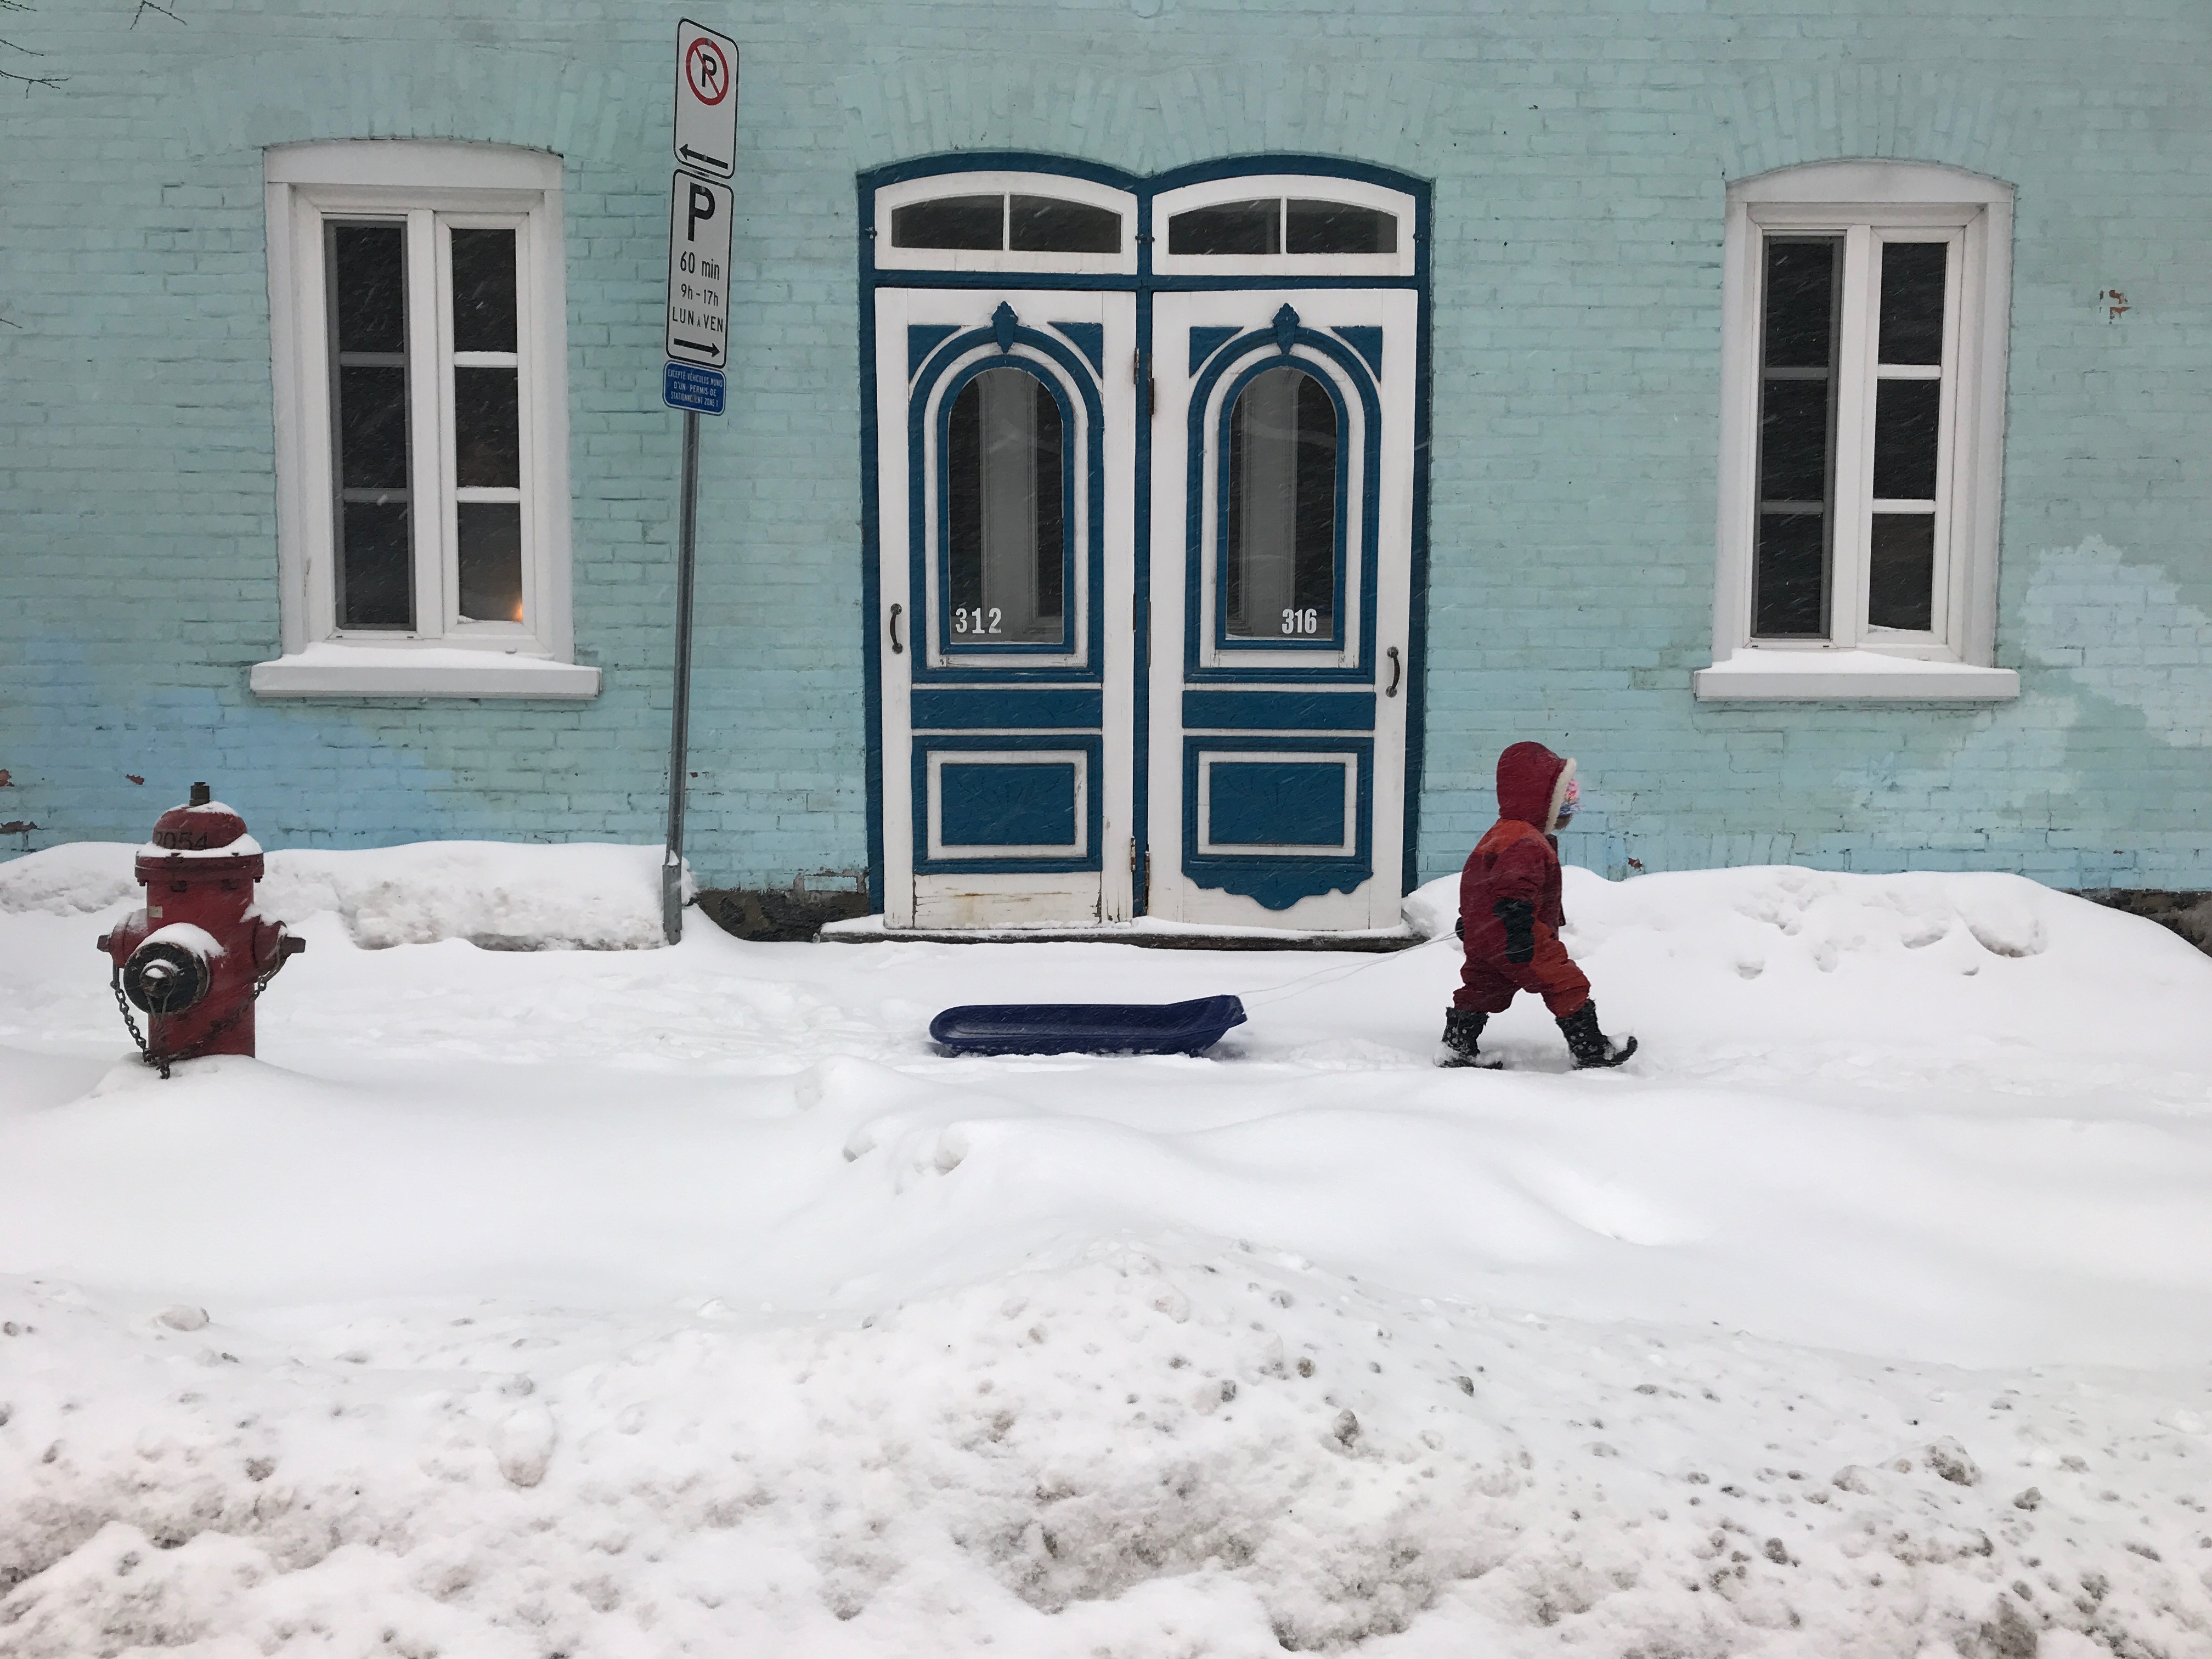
(945, 367), (1065, 644)
(1224, 365), (1337, 640)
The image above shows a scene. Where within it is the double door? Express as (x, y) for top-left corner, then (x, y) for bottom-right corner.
(874, 284), (1415, 931)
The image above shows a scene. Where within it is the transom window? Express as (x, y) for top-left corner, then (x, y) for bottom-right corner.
(872, 171), (1138, 276)
(893, 193), (1122, 255)
(1168, 198), (1397, 257)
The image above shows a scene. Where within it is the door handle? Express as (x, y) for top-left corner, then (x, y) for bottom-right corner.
(888, 603), (904, 655)
(1385, 645), (1401, 698)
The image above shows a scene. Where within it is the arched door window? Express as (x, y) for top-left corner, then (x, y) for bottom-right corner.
(1223, 365), (1338, 641)
(945, 365), (1066, 643)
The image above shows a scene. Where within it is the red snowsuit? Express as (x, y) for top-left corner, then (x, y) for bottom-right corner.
(1453, 742), (1592, 1019)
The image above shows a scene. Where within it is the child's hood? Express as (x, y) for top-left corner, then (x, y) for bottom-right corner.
(1496, 741), (1574, 829)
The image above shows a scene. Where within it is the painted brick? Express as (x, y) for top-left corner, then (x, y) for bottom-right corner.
(1, 0), (2207, 896)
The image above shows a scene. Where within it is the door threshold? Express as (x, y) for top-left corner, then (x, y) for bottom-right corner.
(816, 915), (1426, 952)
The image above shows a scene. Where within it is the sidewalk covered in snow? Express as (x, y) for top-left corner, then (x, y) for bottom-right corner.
(3, 845), (2209, 1656)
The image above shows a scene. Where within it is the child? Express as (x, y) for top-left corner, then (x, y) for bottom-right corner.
(1441, 741), (1637, 1070)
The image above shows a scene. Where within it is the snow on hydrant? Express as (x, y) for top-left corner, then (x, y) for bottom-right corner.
(96, 781), (304, 1077)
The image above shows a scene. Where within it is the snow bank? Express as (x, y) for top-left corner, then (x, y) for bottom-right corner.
(0, 839), (679, 950)
(4, 852), (2212, 1655)
(2, 1254), (2204, 1658)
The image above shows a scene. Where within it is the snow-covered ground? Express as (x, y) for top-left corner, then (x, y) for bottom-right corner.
(2, 843), (2209, 1657)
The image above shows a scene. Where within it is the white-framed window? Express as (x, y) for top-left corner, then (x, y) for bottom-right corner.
(1697, 161), (2017, 702)
(254, 141), (595, 699)
(871, 171), (1138, 278)
(1149, 174), (1415, 280)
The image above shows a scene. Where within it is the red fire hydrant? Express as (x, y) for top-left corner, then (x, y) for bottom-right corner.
(97, 782), (304, 1076)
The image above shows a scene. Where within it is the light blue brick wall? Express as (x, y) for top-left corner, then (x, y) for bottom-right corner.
(1, 1), (2207, 893)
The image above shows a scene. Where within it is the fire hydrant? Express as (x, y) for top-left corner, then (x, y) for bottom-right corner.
(97, 782), (304, 1076)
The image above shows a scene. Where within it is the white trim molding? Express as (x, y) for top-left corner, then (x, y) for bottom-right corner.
(257, 140), (590, 699)
(1702, 160), (2015, 703)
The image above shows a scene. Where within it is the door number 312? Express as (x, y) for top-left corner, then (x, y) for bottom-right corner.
(952, 607), (1003, 635)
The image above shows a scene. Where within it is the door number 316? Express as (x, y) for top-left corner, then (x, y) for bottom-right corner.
(1280, 608), (1322, 636)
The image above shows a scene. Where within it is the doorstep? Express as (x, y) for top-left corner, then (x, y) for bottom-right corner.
(814, 916), (1426, 953)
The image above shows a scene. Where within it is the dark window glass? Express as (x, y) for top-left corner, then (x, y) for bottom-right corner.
(892, 195), (1003, 251)
(1009, 195), (1120, 254)
(1225, 367), (1338, 640)
(1878, 242), (1947, 365)
(1867, 515), (1936, 631)
(337, 366), (409, 490)
(331, 223), (405, 354)
(454, 366), (521, 489)
(1758, 377), (1832, 505)
(337, 502), (413, 628)
(1761, 238), (1839, 369)
(458, 502), (524, 623)
(450, 228), (518, 353)
(329, 222), (413, 630)
(1753, 236), (1841, 638)
(1753, 513), (1829, 638)
(1872, 379), (1940, 500)
(1168, 199), (1280, 256)
(1285, 199), (1398, 255)
(945, 368), (1065, 645)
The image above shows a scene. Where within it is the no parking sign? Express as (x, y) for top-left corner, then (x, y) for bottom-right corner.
(673, 20), (738, 180)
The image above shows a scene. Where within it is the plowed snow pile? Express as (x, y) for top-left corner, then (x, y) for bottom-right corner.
(2, 852), (2209, 1657)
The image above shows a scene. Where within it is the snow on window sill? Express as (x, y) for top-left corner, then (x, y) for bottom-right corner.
(1693, 649), (2019, 703)
(251, 644), (601, 700)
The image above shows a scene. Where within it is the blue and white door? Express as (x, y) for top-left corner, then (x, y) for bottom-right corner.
(867, 162), (1424, 932)
(874, 283), (1138, 928)
(1148, 284), (1416, 930)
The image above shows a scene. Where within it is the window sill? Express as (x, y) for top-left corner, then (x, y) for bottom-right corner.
(251, 644), (601, 699)
(1693, 649), (2018, 703)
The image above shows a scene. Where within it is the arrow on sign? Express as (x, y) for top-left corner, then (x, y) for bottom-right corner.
(678, 145), (728, 172)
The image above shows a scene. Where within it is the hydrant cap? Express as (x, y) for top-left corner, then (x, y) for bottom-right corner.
(149, 786), (250, 855)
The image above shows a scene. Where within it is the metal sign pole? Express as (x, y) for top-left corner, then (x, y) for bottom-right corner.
(658, 20), (737, 945)
(662, 408), (702, 944)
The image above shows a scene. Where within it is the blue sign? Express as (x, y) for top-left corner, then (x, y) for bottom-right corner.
(663, 361), (726, 415)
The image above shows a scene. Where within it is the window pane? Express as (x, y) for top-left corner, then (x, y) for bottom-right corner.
(1873, 379), (1940, 500)
(945, 368), (1064, 645)
(1285, 199), (1398, 255)
(1758, 377), (1832, 505)
(1761, 237), (1839, 369)
(330, 223), (405, 354)
(337, 365), (409, 489)
(450, 227), (517, 353)
(1867, 515), (1936, 631)
(1225, 366), (1338, 640)
(1879, 242), (1947, 366)
(1009, 195), (1120, 254)
(1753, 512), (1827, 638)
(454, 366), (521, 489)
(892, 195), (1002, 251)
(1167, 199), (1280, 256)
(457, 502), (524, 623)
(338, 501), (413, 628)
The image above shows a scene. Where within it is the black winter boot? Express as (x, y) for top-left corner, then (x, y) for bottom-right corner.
(1439, 1008), (1503, 1069)
(1558, 1001), (1638, 1069)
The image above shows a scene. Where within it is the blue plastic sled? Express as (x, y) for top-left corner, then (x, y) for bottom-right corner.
(929, 994), (1249, 1057)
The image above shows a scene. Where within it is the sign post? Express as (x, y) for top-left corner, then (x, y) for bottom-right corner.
(661, 19), (739, 945)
